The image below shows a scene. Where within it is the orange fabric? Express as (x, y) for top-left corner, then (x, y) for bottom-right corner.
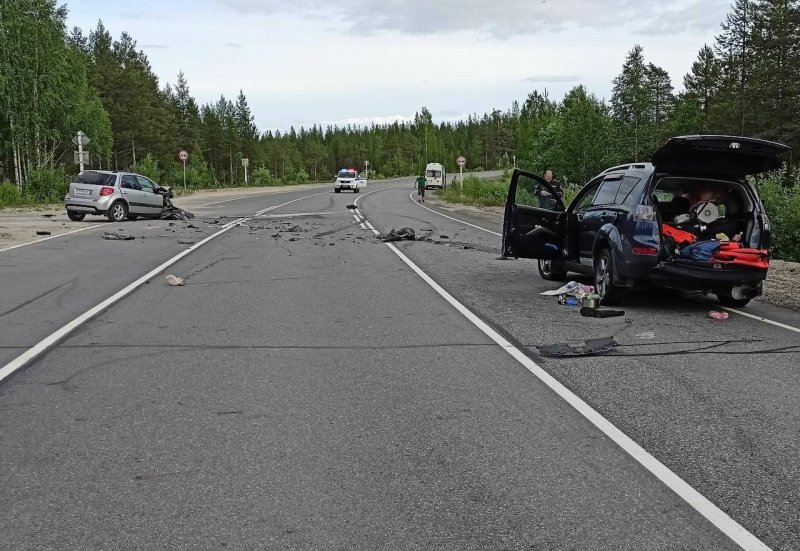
(662, 224), (696, 245)
(712, 245), (769, 269)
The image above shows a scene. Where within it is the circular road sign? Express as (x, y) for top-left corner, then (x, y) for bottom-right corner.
(178, 150), (189, 162)
(457, 156), (466, 167)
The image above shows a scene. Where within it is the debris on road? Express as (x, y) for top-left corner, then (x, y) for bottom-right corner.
(101, 232), (135, 241)
(439, 235), (450, 239)
(346, 204), (357, 210)
(35, 231), (51, 236)
(708, 310), (730, 321)
(538, 337), (619, 358)
(165, 274), (184, 286)
(186, 224), (199, 229)
(580, 307), (626, 318)
(41, 214), (55, 218)
(636, 331), (656, 340)
(558, 296), (581, 306)
(541, 281), (594, 299)
(381, 228), (416, 242)
(178, 240), (196, 245)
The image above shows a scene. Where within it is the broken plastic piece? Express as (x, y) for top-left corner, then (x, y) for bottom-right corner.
(708, 310), (730, 321)
(580, 307), (625, 318)
(165, 275), (184, 286)
(382, 228), (416, 242)
(538, 337), (619, 358)
(100, 232), (134, 241)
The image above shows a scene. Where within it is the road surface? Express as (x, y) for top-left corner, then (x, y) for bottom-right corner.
(1, 176), (798, 550)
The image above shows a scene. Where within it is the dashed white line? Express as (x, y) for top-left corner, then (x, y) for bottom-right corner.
(261, 212), (333, 219)
(0, 224), (105, 254)
(254, 192), (327, 216)
(383, 240), (771, 551)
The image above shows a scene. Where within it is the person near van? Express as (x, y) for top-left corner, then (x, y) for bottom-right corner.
(416, 174), (427, 202)
(535, 170), (563, 208)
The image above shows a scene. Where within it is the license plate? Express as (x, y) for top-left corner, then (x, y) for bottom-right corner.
(75, 188), (91, 195)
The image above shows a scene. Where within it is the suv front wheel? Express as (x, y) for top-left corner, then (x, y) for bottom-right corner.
(594, 248), (624, 305)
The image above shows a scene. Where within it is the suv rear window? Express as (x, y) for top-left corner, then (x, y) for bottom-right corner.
(593, 178), (622, 206)
(75, 172), (116, 186)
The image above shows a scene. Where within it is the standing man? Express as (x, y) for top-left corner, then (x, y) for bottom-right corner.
(416, 173), (427, 203)
(535, 169), (564, 209)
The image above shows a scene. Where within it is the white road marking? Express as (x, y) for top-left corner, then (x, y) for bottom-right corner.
(254, 192), (327, 216)
(353, 214), (362, 223)
(409, 192), (501, 236)
(353, 183), (408, 207)
(0, 224), (105, 254)
(721, 306), (800, 335)
(383, 241), (770, 551)
(360, 223), (367, 230)
(365, 221), (380, 236)
(200, 185), (325, 206)
(261, 212), (333, 219)
(1, 191), (329, 384)
(0, 217), (249, 384)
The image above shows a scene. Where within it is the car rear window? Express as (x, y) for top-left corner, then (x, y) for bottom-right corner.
(593, 178), (622, 206)
(75, 172), (115, 186)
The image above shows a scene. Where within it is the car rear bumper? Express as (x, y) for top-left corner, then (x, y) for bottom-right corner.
(65, 196), (114, 213)
(651, 259), (767, 288)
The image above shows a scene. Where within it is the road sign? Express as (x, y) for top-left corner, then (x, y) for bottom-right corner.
(242, 158), (249, 167)
(457, 156), (466, 167)
(72, 131), (90, 147)
(73, 151), (89, 165)
(178, 150), (189, 162)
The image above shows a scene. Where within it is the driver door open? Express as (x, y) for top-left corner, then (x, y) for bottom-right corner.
(502, 169), (566, 259)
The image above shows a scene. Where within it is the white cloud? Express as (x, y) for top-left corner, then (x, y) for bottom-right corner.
(215, 0), (730, 37)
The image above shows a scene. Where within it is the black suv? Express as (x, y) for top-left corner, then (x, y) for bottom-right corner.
(502, 135), (789, 307)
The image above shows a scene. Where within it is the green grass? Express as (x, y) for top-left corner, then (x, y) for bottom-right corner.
(437, 174), (581, 208)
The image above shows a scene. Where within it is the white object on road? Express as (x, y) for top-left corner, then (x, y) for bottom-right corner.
(165, 274), (184, 286)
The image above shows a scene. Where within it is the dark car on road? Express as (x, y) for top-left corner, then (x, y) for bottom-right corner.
(502, 135), (789, 307)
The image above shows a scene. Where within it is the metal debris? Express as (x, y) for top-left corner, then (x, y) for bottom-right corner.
(381, 228), (416, 242)
(101, 232), (135, 241)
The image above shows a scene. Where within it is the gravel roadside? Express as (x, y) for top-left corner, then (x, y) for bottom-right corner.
(427, 196), (800, 312)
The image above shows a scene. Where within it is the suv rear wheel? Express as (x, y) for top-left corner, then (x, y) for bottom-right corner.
(107, 201), (128, 222)
(594, 248), (624, 305)
(538, 259), (567, 281)
(715, 287), (751, 308)
(67, 211), (85, 222)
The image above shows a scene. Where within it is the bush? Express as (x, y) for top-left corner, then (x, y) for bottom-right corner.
(440, 175), (509, 206)
(752, 167), (800, 262)
(130, 154), (162, 183)
(251, 167), (276, 187)
(0, 181), (31, 208)
(24, 168), (69, 204)
(165, 161), (215, 190)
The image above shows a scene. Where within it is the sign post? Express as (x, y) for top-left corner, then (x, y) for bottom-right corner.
(242, 157), (249, 186)
(365, 159), (369, 179)
(73, 131), (90, 172)
(178, 150), (189, 191)
(456, 156), (467, 194)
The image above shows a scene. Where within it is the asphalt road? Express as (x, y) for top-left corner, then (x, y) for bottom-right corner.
(1, 176), (798, 550)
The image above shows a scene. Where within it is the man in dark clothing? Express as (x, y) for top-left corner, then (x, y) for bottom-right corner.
(535, 170), (564, 209)
(416, 174), (427, 202)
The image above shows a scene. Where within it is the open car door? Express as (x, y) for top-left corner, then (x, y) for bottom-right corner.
(502, 169), (566, 259)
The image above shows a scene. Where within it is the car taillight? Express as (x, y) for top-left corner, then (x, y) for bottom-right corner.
(99, 187), (114, 196)
(632, 246), (658, 256)
(634, 205), (655, 221)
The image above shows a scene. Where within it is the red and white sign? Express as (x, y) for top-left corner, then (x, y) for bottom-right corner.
(178, 150), (189, 162)
(456, 156), (466, 167)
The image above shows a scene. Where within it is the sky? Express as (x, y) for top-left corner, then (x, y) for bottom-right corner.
(65, 0), (734, 132)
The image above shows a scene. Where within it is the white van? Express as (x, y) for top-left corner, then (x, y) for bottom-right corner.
(334, 169), (367, 193)
(425, 163), (446, 189)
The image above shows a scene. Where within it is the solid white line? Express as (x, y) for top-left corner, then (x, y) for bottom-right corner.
(721, 306), (800, 335)
(353, 183), (408, 207)
(0, 217), (249, 385)
(353, 214), (361, 223)
(0, 224), (105, 253)
(360, 223), (367, 230)
(365, 221), (380, 236)
(383, 241), (771, 551)
(254, 192), (327, 216)
(201, 185), (326, 206)
(409, 192), (501, 236)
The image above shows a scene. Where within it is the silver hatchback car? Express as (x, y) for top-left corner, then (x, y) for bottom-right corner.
(65, 170), (168, 222)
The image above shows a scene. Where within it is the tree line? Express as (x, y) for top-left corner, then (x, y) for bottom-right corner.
(1, 0), (798, 194)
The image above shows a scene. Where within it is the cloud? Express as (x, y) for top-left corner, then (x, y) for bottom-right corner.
(323, 114), (415, 127)
(525, 75), (581, 83)
(214, 0), (728, 37)
(140, 43), (169, 50)
(223, 42), (242, 48)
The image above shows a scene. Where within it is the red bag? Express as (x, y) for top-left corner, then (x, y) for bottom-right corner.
(662, 224), (697, 245)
